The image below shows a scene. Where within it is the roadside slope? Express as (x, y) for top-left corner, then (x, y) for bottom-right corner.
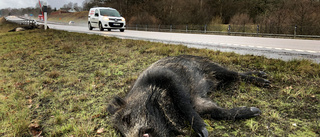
(0, 20), (319, 137)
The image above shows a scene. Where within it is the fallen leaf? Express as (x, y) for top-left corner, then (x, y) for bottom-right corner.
(29, 123), (42, 137)
(92, 114), (101, 119)
(28, 99), (33, 104)
(0, 94), (7, 100)
(97, 128), (104, 134)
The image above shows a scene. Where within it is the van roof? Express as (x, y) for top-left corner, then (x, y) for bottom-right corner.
(90, 7), (116, 10)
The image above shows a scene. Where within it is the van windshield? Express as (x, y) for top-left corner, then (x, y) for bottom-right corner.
(100, 9), (121, 17)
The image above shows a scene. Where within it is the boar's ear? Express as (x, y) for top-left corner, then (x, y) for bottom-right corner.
(107, 96), (126, 115)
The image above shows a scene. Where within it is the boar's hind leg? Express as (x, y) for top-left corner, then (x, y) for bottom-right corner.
(194, 97), (261, 120)
(242, 71), (268, 78)
(239, 71), (270, 87)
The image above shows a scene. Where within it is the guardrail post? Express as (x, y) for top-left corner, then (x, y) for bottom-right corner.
(294, 25), (297, 39)
(186, 25), (188, 33)
(170, 25), (172, 32)
(44, 2), (48, 30)
(228, 25), (231, 35)
(257, 25), (259, 36)
(136, 24), (138, 30)
(204, 24), (207, 33)
(146, 25), (148, 31)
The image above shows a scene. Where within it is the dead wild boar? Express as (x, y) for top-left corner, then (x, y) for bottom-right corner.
(8, 24), (49, 32)
(108, 55), (270, 137)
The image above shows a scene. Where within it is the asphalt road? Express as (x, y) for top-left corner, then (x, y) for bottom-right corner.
(4, 16), (320, 63)
(48, 24), (320, 63)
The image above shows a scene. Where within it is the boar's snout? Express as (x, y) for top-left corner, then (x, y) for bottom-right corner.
(139, 128), (154, 137)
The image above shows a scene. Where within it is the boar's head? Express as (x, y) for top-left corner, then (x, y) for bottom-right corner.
(107, 86), (186, 137)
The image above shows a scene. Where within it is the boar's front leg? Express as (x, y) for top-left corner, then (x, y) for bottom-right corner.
(146, 68), (209, 137)
(194, 97), (261, 120)
(165, 87), (209, 137)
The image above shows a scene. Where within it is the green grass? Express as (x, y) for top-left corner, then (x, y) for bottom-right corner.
(1, 18), (319, 137)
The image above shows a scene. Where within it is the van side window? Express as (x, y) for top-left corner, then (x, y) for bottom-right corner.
(95, 9), (99, 17)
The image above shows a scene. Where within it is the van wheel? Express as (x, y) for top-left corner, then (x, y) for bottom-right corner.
(108, 29), (111, 31)
(120, 29), (125, 32)
(99, 23), (104, 31)
(88, 23), (93, 30)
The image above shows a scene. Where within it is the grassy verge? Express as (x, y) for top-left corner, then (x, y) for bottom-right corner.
(1, 18), (319, 137)
(48, 11), (88, 26)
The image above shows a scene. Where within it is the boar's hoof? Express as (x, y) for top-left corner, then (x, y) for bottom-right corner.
(197, 127), (208, 137)
(230, 107), (261, 119)
(250, 107), (261, 116)
(254, 78), (271, 87)
(258, 71), (268, 78)
(261, 79), (271, 87)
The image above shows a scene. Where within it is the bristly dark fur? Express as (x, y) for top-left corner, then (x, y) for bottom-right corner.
(108, 55), (270, 137)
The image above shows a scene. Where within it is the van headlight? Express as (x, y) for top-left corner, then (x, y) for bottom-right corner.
(122, 18), (125, 21)
(103, 17), (109, 21)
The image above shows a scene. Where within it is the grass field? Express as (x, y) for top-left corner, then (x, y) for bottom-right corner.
(1, 18), (319, 137)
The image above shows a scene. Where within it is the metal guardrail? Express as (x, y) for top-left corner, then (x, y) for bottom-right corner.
(4, 16), (37, 26)
(127, 24), (320, 39)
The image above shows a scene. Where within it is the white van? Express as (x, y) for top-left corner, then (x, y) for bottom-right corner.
(88, 7), (126, 32)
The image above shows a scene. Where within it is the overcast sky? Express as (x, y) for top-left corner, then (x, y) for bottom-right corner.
(0, 0), (85, 9)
